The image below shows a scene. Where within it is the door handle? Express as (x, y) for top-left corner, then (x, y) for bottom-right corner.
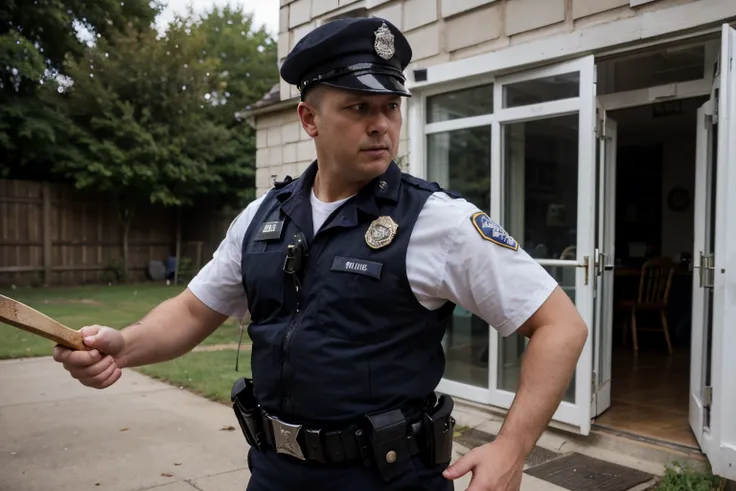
(598, 251), (607, 277)
(595, 250), (614, 275)
(580, 256), (590, 285)
(694, 251), (715, 289)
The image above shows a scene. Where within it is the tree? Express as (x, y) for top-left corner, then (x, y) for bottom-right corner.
(172, 4), (279, 207)
(53, 23), (230, 279)
(51, 6), (279, 280)
(0, 0), (159, 177)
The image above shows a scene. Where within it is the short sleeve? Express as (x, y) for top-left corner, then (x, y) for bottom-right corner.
(406, 193), (559, 337)
(187, 194), (267, 320)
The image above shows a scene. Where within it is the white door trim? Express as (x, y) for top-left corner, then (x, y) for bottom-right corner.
(689, 100), (712, 450)
(707, 23), (736, 480)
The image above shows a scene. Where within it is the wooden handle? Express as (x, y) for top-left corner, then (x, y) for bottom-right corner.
(0, 294), (88, 351)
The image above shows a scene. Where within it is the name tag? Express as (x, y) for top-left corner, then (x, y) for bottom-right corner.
(254, 221), (284, 241)
(330, 256), (382, 279)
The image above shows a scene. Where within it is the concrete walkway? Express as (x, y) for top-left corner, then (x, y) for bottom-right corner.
(0, 357), (249, 491)
(0, 357), (665, 491)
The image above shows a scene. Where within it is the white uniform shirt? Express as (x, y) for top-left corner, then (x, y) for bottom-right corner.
(188, 188), (559, 337)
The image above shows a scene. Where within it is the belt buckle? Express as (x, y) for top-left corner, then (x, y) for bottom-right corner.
(270, 416), (306, 461)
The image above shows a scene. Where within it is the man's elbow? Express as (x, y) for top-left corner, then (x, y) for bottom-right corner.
(520, 286), (589, 350)
(571, 315), (589, 352)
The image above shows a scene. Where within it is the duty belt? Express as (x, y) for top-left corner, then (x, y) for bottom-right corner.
(259, 409), (423, 466)
(230, 377), (456, 481)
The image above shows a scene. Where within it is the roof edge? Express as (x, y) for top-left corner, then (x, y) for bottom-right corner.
(235, 97), (300, 122)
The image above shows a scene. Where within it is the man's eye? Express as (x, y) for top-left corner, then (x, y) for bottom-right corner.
(388, 102), (399, 110)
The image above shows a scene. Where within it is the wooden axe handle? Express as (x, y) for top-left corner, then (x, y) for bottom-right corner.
(0, 294), (88, 351)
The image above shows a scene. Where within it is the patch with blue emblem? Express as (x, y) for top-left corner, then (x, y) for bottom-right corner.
(471, 212), (519, 251)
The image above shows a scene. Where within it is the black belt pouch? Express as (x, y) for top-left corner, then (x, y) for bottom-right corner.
(424, 394), (456, 465)
(365, 409), (411, 481)
(231, 377), (265, 450)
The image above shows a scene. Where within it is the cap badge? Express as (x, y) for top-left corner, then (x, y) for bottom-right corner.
(374, 22), (395, 60)
(365, 216), (398, 249)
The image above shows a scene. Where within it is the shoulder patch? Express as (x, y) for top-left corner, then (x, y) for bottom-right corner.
(471, 212), (519, 251)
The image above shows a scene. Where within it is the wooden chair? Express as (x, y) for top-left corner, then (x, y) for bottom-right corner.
(621, 257), (674, 353)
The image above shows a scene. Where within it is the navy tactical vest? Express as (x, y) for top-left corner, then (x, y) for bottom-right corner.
(241, 161), (456, 428)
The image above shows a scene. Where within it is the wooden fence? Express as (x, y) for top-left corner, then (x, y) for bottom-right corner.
(0, 179), (240, 287)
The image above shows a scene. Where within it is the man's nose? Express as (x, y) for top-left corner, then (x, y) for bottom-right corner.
(367, 111), (389, 134)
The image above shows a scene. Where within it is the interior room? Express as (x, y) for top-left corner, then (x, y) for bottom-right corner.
(591, 95), (708, 448)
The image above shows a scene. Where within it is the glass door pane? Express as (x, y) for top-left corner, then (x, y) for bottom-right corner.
(489, 55), (596, 434)
(498, 114), (579, 404)
(427, 126), (491, 390)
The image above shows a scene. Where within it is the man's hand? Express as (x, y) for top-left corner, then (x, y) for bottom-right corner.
(52, 325), (125, 389)
(442, 438), (526, 491)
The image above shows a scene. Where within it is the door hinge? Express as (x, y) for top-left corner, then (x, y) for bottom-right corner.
(704, 386), (713, 407)
(595, 111), (605, 138)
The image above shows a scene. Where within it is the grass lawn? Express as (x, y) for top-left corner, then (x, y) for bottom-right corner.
(138, 350), (251, 404)
(0, 282), (250, 404)
(0, 282), (248, 359)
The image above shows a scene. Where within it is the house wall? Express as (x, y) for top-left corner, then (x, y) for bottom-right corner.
(256, 0), (720, 196)
(277, 0), (708, 103)
(254, 103), (410, 197)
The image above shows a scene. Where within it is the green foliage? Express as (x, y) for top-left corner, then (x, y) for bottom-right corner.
(655, 461), (722, 491)
(176, 4), (278, 123)
(43, 5), (277, 211)
(2, 1), (277, 210)
(169, 5), (279, 206)
(0, 0), (160, 176)
(54, 23), (228, 208)
(175, 256), (196, 283)
(0, 283), (185, 359)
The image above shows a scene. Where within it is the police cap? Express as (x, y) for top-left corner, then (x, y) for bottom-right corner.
(280, 17), (413, 99)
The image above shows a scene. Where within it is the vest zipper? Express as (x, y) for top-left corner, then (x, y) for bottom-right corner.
(281, 258), (304, 413)
(280, 211), (340, 413)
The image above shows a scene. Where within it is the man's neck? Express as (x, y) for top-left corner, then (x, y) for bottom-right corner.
(312, 171), (367, 203)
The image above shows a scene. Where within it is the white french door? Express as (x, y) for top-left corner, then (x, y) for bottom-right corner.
(689, 23), (736, 480)
(689, 97), (715, 449)
(485, 55), (598, 435)
(591, 117), (617, 418)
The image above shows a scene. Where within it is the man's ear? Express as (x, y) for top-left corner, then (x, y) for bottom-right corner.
(297, 102), (319, 138)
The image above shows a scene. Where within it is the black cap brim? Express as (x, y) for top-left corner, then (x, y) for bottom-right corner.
(317, 72), (411, 97)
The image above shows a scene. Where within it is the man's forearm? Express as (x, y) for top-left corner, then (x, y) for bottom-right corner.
(495, 321), (588, 456)
(116, 291), (227, 369)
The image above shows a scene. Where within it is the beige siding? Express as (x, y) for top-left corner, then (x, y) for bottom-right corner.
(277, 0), (703, 99)
(253, 103), (411, 197)
(259, 0), (712, 192)
(254, 109), (316, 197)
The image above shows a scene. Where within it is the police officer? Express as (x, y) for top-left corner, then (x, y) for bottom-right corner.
(52, 17), (588, 491)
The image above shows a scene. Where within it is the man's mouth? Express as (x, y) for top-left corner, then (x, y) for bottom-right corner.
(361, 146), (388, 152)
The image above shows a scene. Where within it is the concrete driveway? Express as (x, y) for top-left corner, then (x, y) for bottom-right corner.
(0, 357), (250, 491)
(0, 357), (574, 491)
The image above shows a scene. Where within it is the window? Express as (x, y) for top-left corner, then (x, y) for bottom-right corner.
(426, 85), (494, 123)
(425, 83), (494, 389)
(597, 43), (707, 95)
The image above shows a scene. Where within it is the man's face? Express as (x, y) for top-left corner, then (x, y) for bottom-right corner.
(299, 86), (403, 182)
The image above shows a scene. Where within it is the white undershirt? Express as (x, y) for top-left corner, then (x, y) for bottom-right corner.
(310, 189), (353, 233)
